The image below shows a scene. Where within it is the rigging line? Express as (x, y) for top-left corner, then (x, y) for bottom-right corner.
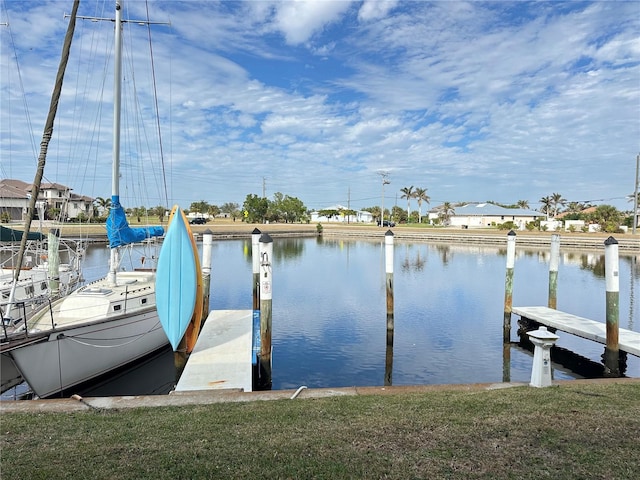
(145, 0), (170, 209)
(1, 1), (39, 166)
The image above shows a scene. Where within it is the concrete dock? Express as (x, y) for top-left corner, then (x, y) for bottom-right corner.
(174, 309), (253, 393)
(512, 306), (640, 357)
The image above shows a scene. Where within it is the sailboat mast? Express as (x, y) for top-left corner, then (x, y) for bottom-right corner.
(108, 1), (123, 286)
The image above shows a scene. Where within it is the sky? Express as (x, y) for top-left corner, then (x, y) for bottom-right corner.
(1, 0), (639, 214)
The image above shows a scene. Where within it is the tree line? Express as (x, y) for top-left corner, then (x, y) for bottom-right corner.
(75, 189), (636, 233)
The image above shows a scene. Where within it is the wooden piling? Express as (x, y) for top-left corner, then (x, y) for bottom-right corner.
(603, 236), (620, 376)
(385, 329), (394, 386)
(503, 230), (516, 342)
(548, 234), (560, 309)
(385, 230), (394, 331)
(258, 233), (273, 388)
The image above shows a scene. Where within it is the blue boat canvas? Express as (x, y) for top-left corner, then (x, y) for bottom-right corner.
(156, 206), (198, 351)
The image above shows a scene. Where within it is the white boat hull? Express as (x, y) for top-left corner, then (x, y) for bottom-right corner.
(8, 308), (167, 398)
(7, 271), (168, 398)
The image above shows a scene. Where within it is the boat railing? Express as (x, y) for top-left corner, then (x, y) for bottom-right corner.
(1, 295), (58, 342)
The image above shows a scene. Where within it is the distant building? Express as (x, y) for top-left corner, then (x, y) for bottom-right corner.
(0, 179), (93, 221)
(310, 204), (374, 223)
(431, 202), (541, 229)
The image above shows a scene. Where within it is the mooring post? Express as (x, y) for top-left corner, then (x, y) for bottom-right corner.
(258, 233), (273, 388)
(548, 234), (560, 309)
(503, 230), (516, 342)
(603, 236), (620, 376)
(527, 326), (559, 388)
(252, 228), (261, 311)
(385, 230), (394, 331)
(251, 228), (261, 378)
(201, 229), (213, 323)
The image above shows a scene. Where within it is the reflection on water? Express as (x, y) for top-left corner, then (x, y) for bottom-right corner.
(214, 237), (639, 390)
(4, 236), (638, 397)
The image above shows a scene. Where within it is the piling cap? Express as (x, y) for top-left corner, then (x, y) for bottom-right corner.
(252, 228), (262, 235)
(202, 228), (213, 236)
(259, 233), (273, 243)
(507, 230), (516, 236)
(385, 229), (394, 236)
(604, 236), (618, 246)
(527, 326), (559, 341)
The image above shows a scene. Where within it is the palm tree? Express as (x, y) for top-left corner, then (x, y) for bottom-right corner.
(93, 196), (111, 216)
(516, 200), (529, 209)
(539, 196), (552, 220)
(439, 202), (455, 226)
(400, 186), (414, 223)
(414, 187), (430, 223)
(550, 192), (566, 218)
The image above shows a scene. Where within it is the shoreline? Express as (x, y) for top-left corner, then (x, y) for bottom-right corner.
(7, 220), (639, 252)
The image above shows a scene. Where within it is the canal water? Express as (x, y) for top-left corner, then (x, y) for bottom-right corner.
(3, 235), (639, 398)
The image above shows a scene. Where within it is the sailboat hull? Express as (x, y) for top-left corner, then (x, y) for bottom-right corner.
(7, 271), (167, 398)
(8, 307), (166, 398)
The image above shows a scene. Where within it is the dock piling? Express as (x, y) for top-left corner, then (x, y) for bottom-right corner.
(548, 234), (560, 309)
(385, 230), (394, 331)
(603, 236), (620, 376)
(258, 233), (273, 388)
(201, 229), (213, 324)
(503, 230), (516, 342)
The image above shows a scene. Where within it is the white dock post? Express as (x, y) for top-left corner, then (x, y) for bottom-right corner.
(252, 228), (261, 311)
(548, 234), (560, 309)
(527, 326), (559, 387)
(604, 236), (620, 376)
(384, 230), (395, 386)
(503, 230), (516, 342)
(201, 229), (213, 320)
(385, 230), (394, 331)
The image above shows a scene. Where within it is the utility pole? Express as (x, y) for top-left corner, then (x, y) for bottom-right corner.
(378, 171), (390, 226)
(262, 177), (266, 198)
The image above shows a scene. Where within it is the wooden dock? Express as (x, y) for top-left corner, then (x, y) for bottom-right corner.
(174, 309), (253, 393)
(512, 306), (640, 357)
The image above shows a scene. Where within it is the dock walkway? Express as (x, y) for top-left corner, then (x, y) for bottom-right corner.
(512, 306), (640, 357)
(174, 309), (253, 393)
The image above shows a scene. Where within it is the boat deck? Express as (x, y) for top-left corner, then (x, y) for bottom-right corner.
(174, 309), (253, 393)
(512, 306), (640, 357)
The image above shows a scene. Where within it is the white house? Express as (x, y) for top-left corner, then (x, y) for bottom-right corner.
(310, 204), (374, 223)
(434, 203), (542, 229)
(0, 179), (93, 221)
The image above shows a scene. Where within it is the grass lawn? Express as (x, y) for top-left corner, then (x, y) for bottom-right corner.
(2, 382), (639, 479)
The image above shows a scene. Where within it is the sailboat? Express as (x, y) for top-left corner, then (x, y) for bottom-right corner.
(6, 1), (168, 398)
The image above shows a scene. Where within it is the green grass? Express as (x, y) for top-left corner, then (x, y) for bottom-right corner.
(2, 383), (639, 479)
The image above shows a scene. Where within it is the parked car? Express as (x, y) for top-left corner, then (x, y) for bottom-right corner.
(190, 217), (207, 225)
(377, 220), (395, 227)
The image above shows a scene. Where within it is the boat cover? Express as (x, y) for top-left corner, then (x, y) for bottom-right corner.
(106, 195), (164, 248)
(0, 225), (45, 242)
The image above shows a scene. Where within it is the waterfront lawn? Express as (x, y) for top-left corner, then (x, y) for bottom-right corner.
(1, 382), (639, 479)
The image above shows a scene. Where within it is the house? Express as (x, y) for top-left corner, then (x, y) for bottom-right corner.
(310, 204), (374, 223)
(0, 179), (93, 221)
(0, 179), (31, 221)
(432, 203), (541, 230)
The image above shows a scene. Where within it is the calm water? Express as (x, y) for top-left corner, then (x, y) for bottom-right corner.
(4, 235), (639, 398)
